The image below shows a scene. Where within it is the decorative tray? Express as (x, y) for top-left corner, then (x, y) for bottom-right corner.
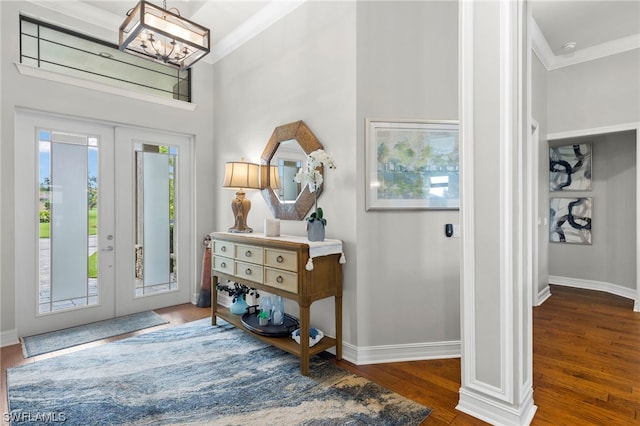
(241, 305), (300, 337)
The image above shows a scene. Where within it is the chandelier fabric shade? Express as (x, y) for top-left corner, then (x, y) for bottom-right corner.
(119, 0), (210, 69)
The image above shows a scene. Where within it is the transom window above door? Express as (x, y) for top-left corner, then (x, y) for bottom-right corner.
(20, 16), (191, 103)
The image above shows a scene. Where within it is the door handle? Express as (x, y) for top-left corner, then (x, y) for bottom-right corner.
(102, 246), (114, 252)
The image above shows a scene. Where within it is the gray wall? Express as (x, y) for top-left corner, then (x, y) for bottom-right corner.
(547, 50), (640, 134)
(355, 1), (460, 346)
(532, 54), (550, 297)
(549, 132), (637, 289)
(212, 1), (357, 341)
(543, 48), (639, 293)
(0, 1), (215, 335)
(213, 0), (460, 349)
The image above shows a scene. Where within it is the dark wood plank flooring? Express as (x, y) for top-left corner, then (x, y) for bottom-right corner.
(2, 285), (639, 425)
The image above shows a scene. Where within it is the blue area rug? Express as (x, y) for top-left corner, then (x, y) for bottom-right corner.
(8, 318), (432, 425)
(20, 311), (169, 358)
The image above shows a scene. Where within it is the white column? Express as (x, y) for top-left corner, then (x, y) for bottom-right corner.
(457, 0), (537, 424)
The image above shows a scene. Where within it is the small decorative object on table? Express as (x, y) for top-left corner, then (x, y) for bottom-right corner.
(292, 327), (324, 347)
(259, 296), (273, 320)
(241, 305), (300, 337)
(257, 310), (269, 326)
(215, 282), (259, 315)
(294, 149), (336, 242)
(272, 296), (285, 326)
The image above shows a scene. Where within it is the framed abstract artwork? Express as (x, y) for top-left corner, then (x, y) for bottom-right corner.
(549, 143), (592, 191)
(365, 119), (459, 210)
(549, 197), (592, 244)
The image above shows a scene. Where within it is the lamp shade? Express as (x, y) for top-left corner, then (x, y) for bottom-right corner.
(269, 165), (281, 189)
(119, 0), (210, 69)
(223, 162), (260, 190)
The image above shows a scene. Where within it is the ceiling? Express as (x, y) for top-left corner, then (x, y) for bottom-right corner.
(531, 0), (639, 69)
(57, 1), (640, 67)
(531, 0), (640, 54)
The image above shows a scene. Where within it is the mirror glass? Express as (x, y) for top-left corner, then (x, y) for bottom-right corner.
(260, 121), (324, 220)
(272, 140), (305, 202)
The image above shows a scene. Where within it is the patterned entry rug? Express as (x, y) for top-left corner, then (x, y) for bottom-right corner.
(7, 318), (432, 425)
(20, 311), (169, 358)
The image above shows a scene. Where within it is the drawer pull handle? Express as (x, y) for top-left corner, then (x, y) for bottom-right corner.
(220, 262), (226, 268)
(221, 246), (226, 252)
(245, 250), (252, 257)
(245, 268), (252, 275)
(276, 275), (283, 284)
(276, 255), (284, 263)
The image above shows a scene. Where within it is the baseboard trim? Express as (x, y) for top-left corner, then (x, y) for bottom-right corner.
(549, 276), (636, 301)
(1, 329), (19, 348)
(535, 285), (552, 306)
(457, 387), (537, 426)
(345, 340), (460, 365)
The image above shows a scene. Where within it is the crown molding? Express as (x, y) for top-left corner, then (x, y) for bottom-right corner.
(532, 17), (640, 71)
(551, 34), (640, 70)
(530, 18), (554, 70)
(23, 0), (307, 67)
(207, 0), (307, 65)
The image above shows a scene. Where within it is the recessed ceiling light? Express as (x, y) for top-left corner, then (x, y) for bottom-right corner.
(560, 41), (577, 51)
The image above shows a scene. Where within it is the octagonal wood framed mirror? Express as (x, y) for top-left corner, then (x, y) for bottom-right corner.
(260, 120), (324, 220)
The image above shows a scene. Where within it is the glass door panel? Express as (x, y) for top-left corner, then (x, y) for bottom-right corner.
(135, 145), (178, 296)
(114, 127), (192, 317)
(38, 130), (99, 313)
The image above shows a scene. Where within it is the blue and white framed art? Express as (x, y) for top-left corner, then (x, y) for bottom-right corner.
(549, 143), (592, 191)
(549, 197), (592, 245)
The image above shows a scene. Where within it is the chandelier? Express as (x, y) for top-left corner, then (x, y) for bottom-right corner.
(119, 0), (210, 69)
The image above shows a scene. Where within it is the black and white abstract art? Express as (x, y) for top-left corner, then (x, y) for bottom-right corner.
(549, 143), (592, 191)
(549, 197), (592, 244)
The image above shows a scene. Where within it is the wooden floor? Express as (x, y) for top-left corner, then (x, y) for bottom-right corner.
(2, 285), (639, 425)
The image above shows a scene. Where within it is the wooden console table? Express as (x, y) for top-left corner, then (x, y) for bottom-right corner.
(210, 232), (344, 375)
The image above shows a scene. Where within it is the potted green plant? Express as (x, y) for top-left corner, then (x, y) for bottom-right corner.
(293, 149), (336, 242)
(215, 282), (259, 314)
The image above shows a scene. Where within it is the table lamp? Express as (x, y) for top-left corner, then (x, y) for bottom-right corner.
(269, 165), (282, 191)
(223, 160), (260, 233)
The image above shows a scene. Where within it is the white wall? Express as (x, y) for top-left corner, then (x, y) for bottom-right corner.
(549, 132), (637, 290)
(547, 50), (640, 134)
(0, 1), (215, 336)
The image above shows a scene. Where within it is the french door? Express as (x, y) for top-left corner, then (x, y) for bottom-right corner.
(15, 111), (193, 336)
(113, 126), (193, 316)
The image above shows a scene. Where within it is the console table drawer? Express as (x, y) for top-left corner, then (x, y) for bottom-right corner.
(212, 256), (233, 274)
(235, 261), (264, 283)
(213, 240), (234, 257)
(264, 267), (298, 293)
(265, 248), (298, 272)
(236, 244), (264, 264)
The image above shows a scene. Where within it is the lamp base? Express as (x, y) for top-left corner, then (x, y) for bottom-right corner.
(228, 227), (253, 233)
(228, 191), (253, 233)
